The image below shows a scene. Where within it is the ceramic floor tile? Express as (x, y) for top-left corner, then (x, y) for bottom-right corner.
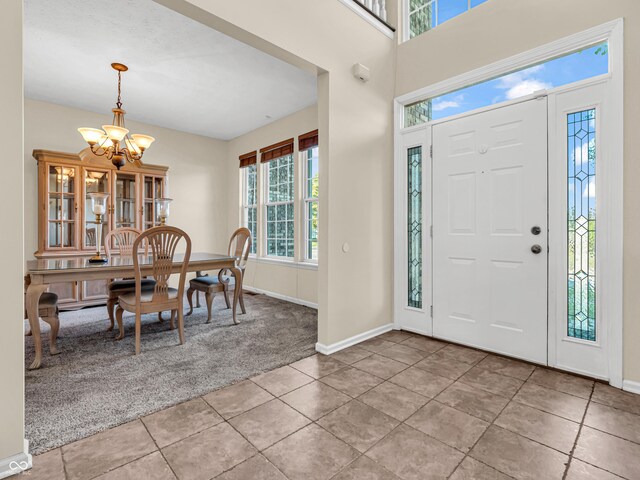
(575, 426), (640, 479)
(252, 365), (314, 397)
(414, 352), (473, 380)
(263, 424), (359, 480)
(476, 355), (535, 381)
(94, 451), (176, 480)
(329, 346), (373, 365)
(436, 381), (510, 422)
(203, 380), (274, 419)
(228, 399), (311, 450)
(459, 366), (524, 398)
(565, 459), (623, 480)
(406, 401), (489, 452)
(331, 455), (400, 480)
(62, 420), (157, 480)
(513, 382), (588, 422)
(400, 336), (447, 354)
(280, 381), (350, 420)
(449, 457), (513, 480)
(142, 397), (223, 448)
(592, 382), (640, 416)
(359, 381), (428, 421)
(352, 354), (408, 380)
(388, 366), (453, 399)
(438, 344), (488, 365)
(366, 424), (464, 480)
(378, 331), (412, 344)
(317, 399), (399, 452)
(319, 366), (383, 397)
(21, 448), (64, 480)
(215, 454), (287, 480)
(585, 401), (640, 444)
(289, 354), (346, 379)
(495, 401), (580, 453)
(470, 425), (568, 480)
(359, 338), (397, 353)
(376, 344), (426, 365)
(528, 368), (594, 399)
(162, 422), (256, 480)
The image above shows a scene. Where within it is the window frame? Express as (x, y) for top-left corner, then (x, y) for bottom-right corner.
(403, 0), (486, 42)
(301, 146), (319, 264)
(263, 153), (296, 260)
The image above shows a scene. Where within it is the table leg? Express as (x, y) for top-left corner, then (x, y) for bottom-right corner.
(26, 283), (48, 369)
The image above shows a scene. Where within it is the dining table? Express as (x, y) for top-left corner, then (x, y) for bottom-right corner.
(25, 252), (242, 369)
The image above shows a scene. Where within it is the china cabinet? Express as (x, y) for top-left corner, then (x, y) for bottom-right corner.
(33, 148), (169, 309)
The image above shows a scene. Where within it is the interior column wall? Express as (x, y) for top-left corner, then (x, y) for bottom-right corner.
(0, 0), (27, 465)
(395, 0), (640, 383)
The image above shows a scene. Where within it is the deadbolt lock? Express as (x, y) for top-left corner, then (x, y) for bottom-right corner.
(531, 226), (542, 235)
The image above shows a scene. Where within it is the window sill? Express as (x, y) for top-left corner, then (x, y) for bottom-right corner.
(248, 256), (319, 271)
(336, 0), (395, 39)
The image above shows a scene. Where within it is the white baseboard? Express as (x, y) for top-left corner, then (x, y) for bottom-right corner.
(315, 323), (394, 355)
(0, 440), (32, 479)
(243, 285), (317, 310)
(623, 379), (640, 395)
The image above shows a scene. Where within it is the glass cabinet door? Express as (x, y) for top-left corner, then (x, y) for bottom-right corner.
(114, 173), (138, 230)
(83, 169), (110, 250)
(48, 165), (77, 248)
(143, 176), (164, 229)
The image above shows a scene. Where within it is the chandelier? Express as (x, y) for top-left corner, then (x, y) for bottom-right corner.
(78, 63), (155, 169)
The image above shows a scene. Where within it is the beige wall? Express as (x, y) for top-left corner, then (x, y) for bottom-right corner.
(1, 0), (26, 465)
(159, 0), (398, 346)
(395, 0), (640, 382)
(24, 99), (230, 260)
(227, 105), (318, 306)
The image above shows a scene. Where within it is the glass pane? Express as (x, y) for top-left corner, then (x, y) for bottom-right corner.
(404, 100), (432, 128)
(409, 0), (433, 38)
(437, 0), (468, 25)
(407, 146), (423, 309)
(63, 222), (75, 248)
(154, 177), (163, 198)
(49, 195), (60, 220)
(247, 206), (257, 254)
(307, 200), (318, 261)
(568, 109), (596, 341)
(115, 173), (137, 228)
(85, 170), (109, 246)
(305, 147), (319, 200)
(49, 166), (61, 193)
(144, 177), (153, 199)
(62, 168), (75, 194)
(62, 197), (75, 221)
(48, 222), (61, 247)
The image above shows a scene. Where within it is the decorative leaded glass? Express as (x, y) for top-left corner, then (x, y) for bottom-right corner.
(407, 146), (423, 309)
(405, 100), (432, 128)
(567, 109), (596, 341)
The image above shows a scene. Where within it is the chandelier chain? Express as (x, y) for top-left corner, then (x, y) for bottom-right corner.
(116, 71), (123, 109)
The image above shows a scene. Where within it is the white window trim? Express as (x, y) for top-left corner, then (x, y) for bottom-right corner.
(393, 19), (624, 388)
(301, 147), (319, 264)
(263, 154), (296, 260)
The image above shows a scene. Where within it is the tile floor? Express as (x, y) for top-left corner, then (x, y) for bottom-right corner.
(21, 331), (640, 480)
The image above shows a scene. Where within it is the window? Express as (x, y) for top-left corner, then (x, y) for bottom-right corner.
(242, 164), (258, 254)
(403, 42), (609, 127)
(265, 154), (295, 258)
(407, 0), (488, 40)
(303, 146), (319, 261)
(567, 108), (597, 341)
(407, 146), (422, 308)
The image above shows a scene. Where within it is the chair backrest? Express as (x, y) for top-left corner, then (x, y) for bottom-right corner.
(228, 227), (252, 271)
(132, 226), (192, 301)
(104, 227), (143, 258)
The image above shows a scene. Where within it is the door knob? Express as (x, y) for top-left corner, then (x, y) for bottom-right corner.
(531, 244), (542, 254)
(531, 226), (541, 235)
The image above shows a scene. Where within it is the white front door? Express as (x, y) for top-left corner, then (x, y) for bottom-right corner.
(432, 98), (548, 363)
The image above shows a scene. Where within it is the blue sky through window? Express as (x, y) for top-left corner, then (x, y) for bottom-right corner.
(428, 43), (608, 121)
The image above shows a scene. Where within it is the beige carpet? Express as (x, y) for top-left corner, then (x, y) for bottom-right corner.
(24, 293), (317, 454)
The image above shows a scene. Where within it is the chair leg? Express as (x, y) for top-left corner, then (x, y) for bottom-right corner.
(135, 312), (142, 355)
(115, 307), (125, 340)
(158, 311), (164, 322)
(106, 296), (117, 331)
(177, 308), (185, 345)
(169, 310), (176, 330)
(186, 287), (195, 316)
(196, 291), (201, 308)
(238, 288), (246, 315)
(223, 289), (231, 309)
(205, 292), (215, 324)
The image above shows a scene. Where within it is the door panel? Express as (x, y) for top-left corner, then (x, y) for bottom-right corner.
(433, 98), (548, 363)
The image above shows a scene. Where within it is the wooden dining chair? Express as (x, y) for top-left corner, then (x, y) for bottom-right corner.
(186, 227), (251, 323)
(24, 276), (60, 356)
(104, 227), (156, 335)
(115, 226), (192, 355)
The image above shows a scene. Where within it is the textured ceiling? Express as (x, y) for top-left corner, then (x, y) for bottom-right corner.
(24, 0), (317, 140)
